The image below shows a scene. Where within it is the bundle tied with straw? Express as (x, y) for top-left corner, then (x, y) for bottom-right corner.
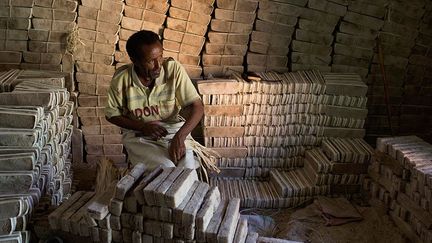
(187, 139), (220, 182)
(95, 158), (127, 196)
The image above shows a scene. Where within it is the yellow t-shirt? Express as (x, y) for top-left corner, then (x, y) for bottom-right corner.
(105, 58), (200, 123)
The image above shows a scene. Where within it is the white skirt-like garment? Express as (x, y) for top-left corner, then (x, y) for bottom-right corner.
(122, 122), (198, 170)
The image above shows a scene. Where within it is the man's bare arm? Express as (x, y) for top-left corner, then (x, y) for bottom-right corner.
(176, 99), (204, 139)
(169, 99), (204, 162)
(106, 116), (167, 139)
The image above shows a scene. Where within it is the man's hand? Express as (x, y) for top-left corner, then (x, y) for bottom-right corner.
(106, 116), (168, 140)
(167, 99), (203, 164)
(168, 134), (186, 164)
(139, 121), (168, 140)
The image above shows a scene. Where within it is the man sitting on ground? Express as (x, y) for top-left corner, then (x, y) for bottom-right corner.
(105, 30), (204, 170)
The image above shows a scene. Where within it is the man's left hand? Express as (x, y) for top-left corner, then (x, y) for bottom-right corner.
(168, 134), (186, 164)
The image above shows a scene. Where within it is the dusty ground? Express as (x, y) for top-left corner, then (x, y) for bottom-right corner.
(242, 198), (408, 243)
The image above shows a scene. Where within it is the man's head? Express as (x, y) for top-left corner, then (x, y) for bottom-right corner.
(126, 30), (163, 80)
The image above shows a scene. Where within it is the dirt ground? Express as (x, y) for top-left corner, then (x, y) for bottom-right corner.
(242, 198), (408, 243)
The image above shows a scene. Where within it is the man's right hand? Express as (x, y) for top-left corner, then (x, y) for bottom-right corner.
(106, 116), (168, 140)
(139, 121), (168, 140)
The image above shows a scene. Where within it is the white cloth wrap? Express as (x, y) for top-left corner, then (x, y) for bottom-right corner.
(122, 122), (197, 170)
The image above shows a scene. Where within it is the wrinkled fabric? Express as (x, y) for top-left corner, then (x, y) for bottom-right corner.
(122, 121), (198, 170)
(314, 197), (363, 226)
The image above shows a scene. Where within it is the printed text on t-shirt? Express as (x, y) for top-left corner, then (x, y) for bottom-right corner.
(134, 105), (159, 117)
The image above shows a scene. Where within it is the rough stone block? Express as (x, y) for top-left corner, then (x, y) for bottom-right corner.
(0, 51), (22, 63)
(171, 0), (213, 15)
(217, 198), (240, 243)
(196, 186), (221, 231)
(205, 43), (248, 56)
(291, 52), (331, 65)
(80, 0), (101, 9)
(182, 181), (210, 227)
(207, 31), (250, 44)
(170, 7), (210, 24)
(48, 191), (86, 230)
(247, 53), (288, 67)
(87, 182), (116, 220)
(100, 0), (125, 13)
(251, 31), (291, 47)
(348, 2), (386, 18)
(217, 0), (258, 12)
(233, 217), (248, 243)
(335, 32), (376, 49)
(163, 168), (197, 208)
(333, 54), (370, 68)
(339, 21), (378, 39)
(11, 0), (34, 7)
(215, 8), (255, 24)
(308, 0), (346, 16)
(167, 17), (208, 36)
(7, 17), (31, 30)
(143, 167), (174, 206)
(205, 201), (227, 242)
(257, 10), (297, 26)
(255, 19), (294, 34)
(298, 18), (335, 34)
(6, 29), (28, 40)
(78, 5), (98, 19)
(295, 29), (333, 46)
(334, 43), (374, 60)
(97, 21), (120, 35)
(98, 9), (122, 24)
(344, 11), (384, 30)
(300, 7), (339, 24)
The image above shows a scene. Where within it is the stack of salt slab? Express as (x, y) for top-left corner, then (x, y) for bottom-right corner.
(0, 69), (74, 242)
(76, 94), (125, 166)
(370, 0), (418, 75)
(200, 71), (368, 179)
(75, 0), (122, 96)
(364, 136), (432, 243)
(321, 73), (368, 139)
(117, 0), (169, 68)
(23, 0), (76, 85)
(163, 0), (212, 79)
(200, 72), (323, 179)
(348, 0), (402, 141)
(399, 0), (432, 141)
(0, 0), (33, 70)
(246, 0), (300, 73)
(211, 173), (331, 209)
(370, 0), (422, 80)
(0, 69), (75, 202)
(332, 0), (385, 78)
(266, 137), (372, 208)
(200, 71), (369, 208)
(49, 164), (296, 242)
(291, 0), (345, 72)
(211, 138), (373, 209)
(299, 137), (373, 193)
(203, 0), (257, 78)
(75, 0), (126, 166)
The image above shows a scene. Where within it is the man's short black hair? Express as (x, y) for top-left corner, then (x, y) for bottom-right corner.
(126, 30), (161, 61)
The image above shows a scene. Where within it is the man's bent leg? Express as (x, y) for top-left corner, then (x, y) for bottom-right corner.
(122, 132), (175, 170)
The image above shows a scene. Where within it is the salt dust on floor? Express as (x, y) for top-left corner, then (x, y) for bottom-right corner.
(242, 201), (408, 243)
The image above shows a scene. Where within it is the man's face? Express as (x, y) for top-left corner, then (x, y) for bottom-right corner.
(133, 42), (163, 80)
